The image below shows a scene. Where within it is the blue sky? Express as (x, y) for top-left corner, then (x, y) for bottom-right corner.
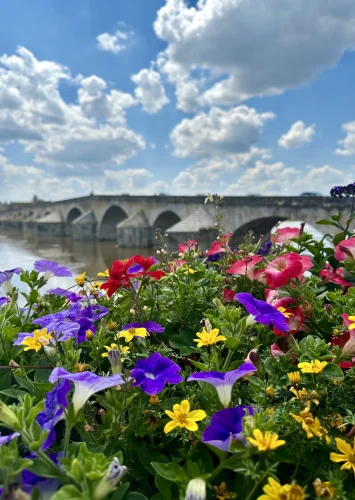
(1, 0), (355, 201)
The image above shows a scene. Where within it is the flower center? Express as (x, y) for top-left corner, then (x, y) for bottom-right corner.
(276, 259), (287, 271)
(128, 328), (136, 334)
(146, 373), (155, 380)
(39, 336), (50, 346)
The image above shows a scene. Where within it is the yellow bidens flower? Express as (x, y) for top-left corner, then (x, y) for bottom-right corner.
(85, 330), (94, 340)
(348, 316), (355, 330)
(213, 482), (237, 500)
(107, 321), (117, 331)
(149, 395), (159, 405)
(258, 477), (305, 500)
(313, 478), (335, 498)
(277, 306), (294, 318)
(21, 328), (52, 352)
(298, 360), (327, 374)
(290, 405), (330, 444)
(265, 387), (275, 398)
(97, 269), (109, 278)
(118, 327), (147, 343)
(101, 344), (129, 358)
(193, 328), (226, 348)
(290, 387), (319, 405)
(247, 429), (285, 452)
(75, 271), (86, 287)
(330, 437), (355, 475)
(287, 371), (301, 384)
(164, 399), (206, 434)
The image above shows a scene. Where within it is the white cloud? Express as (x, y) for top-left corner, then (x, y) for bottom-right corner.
(170, 106), (274, 157)
(104, 168), (168, 194)
(336, 121), (355, 156)
(278, 121), (315, 149)
(96, 29), (132, 54)
(154, 0), (355, 109)
(131, 69), (169, 114)
(0, 46), (145, 170)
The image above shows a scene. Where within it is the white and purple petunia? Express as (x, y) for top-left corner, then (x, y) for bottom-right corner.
(187, 363), (256, 407)
(34, 260), (72, 281)
(202, 406), (255, 452)
(121, 321), (164, 334)
(0, 431), (20, 446)
(47, 288), (83, 303)
(235, 292), (289, 332)
(131, 352), (183, 395)
(49, 367), (129, 415)
(0, 267), (21, 294)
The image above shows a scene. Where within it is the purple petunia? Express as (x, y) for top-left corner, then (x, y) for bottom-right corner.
(49, 367), (129, 415)
(47, 287), (83, 303)
(22, 452), (61, 496)
(0, 297), (9, 307)
(202, 406), (255, 452)
(235, 292), (289, 332)
(0, 432), (20, 446)
(122, 321), (164, 334)
(128, 257), (158, 274)
(0, 267), (21, 294)
(37, 379), (71, 450)
(187, 363), (257, 407)
(34, 260), (72, 280)
(131, 352), (183, 395)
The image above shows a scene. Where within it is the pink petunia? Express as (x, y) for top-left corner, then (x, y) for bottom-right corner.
(169, 259), (187, 272)
(207, 233), (233, 255)
(270, 343), (285, 360)
(178, 239), (198, 255)
(271, 227), (300, 245)
(226, 255), (263, 280)
(334, 238), (355, 261)
(265, 253), (305, 288)
(320, 263), (352, 287)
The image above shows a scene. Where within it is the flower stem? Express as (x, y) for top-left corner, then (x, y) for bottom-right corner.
(223, 349), (233, 371)
(245, 472), (267, 500)
(63, 422), (72, 457)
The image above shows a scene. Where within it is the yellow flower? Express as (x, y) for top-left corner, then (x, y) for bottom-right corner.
(265, 387), (275, 398)
(119, 345), (130, 355)
(101, 344), (129, 358)
(21, 328), (52, 352)
(287, 371), (301, 384)
(118, 327), (147, 343)
(97, 269), (109, 278)
(75, 272), (86, 287)
(257, 477), (305, 500)
(85, 329), (94, 340)
(277, 306), (294, 318)
(213, 482), (237, 500)
(247, 429), (285, 452)
(327, 413), (345, 432)
(333, 328), (340, 336)
(164, 400), (206, 434)
(330, 437), (355, 475)
(149, 395), (159, 405)
(193, 328), (227, 348)
(289, 387), (319, 405)
(107, 321), (117, 331)
(313, 478), (335, 498)
(348, 315), (355, 330)
(298, 360), (327, 374)
(290, 405), (330, 443)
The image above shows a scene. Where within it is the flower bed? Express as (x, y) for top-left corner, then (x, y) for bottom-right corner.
(1, 192), (355, 499)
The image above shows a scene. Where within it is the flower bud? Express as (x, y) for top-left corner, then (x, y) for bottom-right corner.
(149, 395), (159, 405)
(185, 478), (206, 500)
(93, 457), (128, 500)
(287, 371), (301, 384)
(108, 349), (122, 374)
(107, 321), (117, 331)
(164, 233), (168, 238)
(84, 424), (94, 432)
(98, 408), (106, 418)
(156, 250), (161, 255)
(270, 344), (284, 360)
(0, 401), (21, 429)
(86, 330), (94, 340)
(143, 305), (148, 311)
(130, 308), (136, 315)
(75, 272), (86, 287)
(265, 386), (275, 398)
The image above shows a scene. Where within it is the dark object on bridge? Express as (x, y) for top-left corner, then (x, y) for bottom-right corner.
(330, 183), (355, 199)
(300, 192), (322, 197)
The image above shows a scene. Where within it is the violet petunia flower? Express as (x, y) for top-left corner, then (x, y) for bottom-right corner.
(131, 352), (183, 395)
(122, 321), (164, 334)
(22, 452), (61, 497)
(49, 367), (128, 415)
(128, 257), (158, 274)
(0, 297), (9, 307)
(0, 431), (20, 446)
(37, 379), (71, 450)
(187, 363), (256, 407)
(235, 292), (289, 332)
(0, 267), (21, 294)
(202, 406), (255, 452)
(34, 260), (72, 280)
(47, 287), (83, 303)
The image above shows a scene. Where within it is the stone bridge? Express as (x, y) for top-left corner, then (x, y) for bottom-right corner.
(0, 195), (346, 248)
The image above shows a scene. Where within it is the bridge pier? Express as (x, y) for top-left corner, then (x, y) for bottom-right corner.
(72, 211), (97, 241)
(116, 211), (153, 248)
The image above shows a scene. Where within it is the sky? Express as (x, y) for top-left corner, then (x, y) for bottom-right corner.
(1, 0), (355, 201)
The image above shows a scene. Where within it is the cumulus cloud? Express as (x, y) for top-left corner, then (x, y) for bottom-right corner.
(336, 121), (355, 156)
(104, 168), (168, 194)
(278, 121), (315, 149)
(170, 106), (274, 157)
(0, 46), (145, 170)
(131, 69), (169, 114)
(96, 29), (132, 54)
(154, 0), (355, 109)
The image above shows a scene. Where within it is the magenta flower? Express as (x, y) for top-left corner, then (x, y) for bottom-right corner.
(131, 352), (183, 395)
(335, 237), (355, 261)
(271, 227), (300, 245)
(34, 260), (72, 280)
(187, 363), (256, 407)
(235, 292), (289, 332)
(202, 406), (255, 452)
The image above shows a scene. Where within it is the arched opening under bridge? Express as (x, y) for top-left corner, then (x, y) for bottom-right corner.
(153, 211), (181, 234)
(99, 205), (128, 241)
(66, 208), (83, 236)
(230, 216), (287, 247)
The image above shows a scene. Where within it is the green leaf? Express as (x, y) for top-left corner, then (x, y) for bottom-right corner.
(110, 482), (130, 500)
(131, 441), (169, 474)
(51, 486), (84, 500)
(315, 219), (339, 227)
(322, 362), (344, 379)
(152, 462), (188, 483)
(333, 232), (346, 246)
(225, 337), (239, 350)
(0, 388), (27, 399)
(246, 377), (265, 390)
(155, 475), (173, 500)
(124, 494), (149, 500)
(169, 327), (196, 356)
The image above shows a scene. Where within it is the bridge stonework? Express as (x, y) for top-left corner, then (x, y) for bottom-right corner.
(0, 195), (347, 248)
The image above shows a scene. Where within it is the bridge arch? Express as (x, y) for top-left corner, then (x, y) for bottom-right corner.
(230, 216), (288, 247)
(66, 207), (82, 225)
(153, 211), (181, 234)
(99, 205), (128, 241)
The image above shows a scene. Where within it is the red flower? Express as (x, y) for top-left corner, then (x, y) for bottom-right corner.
(207, 233), (232, 255)
(101, 257), (135, 297)
(226, 255), (263, 280)
(265, 252), (312, 288)
(270, 227), (300, 245)
(320, 263), (351, 287)
(334, 237), (355, 261)
(133, 255), (166, 280)
(222, 288), (235, 303)
(178, 239), (198, 255)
